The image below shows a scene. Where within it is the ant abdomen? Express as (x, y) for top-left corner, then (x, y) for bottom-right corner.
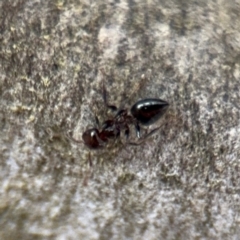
(131, 98), (169, 126)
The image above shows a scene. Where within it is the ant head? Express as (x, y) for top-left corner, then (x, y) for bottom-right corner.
(82, 128), (102, 149)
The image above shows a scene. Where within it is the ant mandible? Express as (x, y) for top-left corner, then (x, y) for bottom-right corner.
(78, 79), (169, 149)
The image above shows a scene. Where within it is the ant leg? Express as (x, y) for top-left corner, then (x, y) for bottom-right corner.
(135, 123), (141, 138)
(141, 126), (161, 140)
(99, 68), (118, 112)
(125, 125), (130, 140)
(95, 115), (100, 128)
(88, 151), (93, 168)
(82, 152), (92, 187)
(128, 126), (161, 146)
(102, 80), (118, 112)
(65, 131), (83, 144)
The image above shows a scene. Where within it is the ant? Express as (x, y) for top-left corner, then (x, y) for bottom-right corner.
(72, 80), (169, 150)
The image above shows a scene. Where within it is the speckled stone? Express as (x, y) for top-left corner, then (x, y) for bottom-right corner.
(1, 0), (240, 239)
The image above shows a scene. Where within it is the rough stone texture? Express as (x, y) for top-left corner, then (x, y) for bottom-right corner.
(1, 0), (240, 239)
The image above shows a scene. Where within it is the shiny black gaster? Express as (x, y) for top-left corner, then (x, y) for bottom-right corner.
(131, 98), (169, 126)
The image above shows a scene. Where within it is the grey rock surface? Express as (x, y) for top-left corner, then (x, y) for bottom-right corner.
(1, 0), (240, 239)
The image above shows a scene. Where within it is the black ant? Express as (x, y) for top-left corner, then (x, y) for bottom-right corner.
(70, 80), (169, 149)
